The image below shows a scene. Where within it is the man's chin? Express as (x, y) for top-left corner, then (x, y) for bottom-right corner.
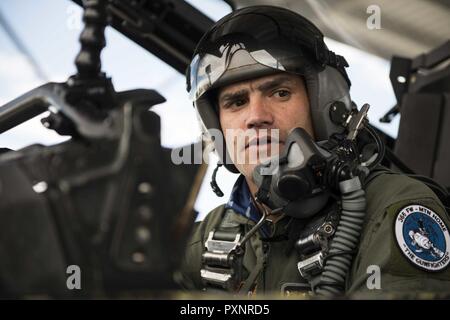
(240, 159), (272, 181)
(230, 144), (282, 177)
(245, 143), (281, 161)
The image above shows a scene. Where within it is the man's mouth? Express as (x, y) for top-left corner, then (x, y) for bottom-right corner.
(245, 136), (282, 150)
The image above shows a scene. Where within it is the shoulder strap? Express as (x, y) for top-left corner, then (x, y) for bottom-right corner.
(200, 207), (248, 292)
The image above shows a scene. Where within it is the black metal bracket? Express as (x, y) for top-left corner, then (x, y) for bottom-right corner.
(72, 0), (214, 74)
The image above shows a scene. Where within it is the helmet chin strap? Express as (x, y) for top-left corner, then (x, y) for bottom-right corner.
(211, 163), (224, 197)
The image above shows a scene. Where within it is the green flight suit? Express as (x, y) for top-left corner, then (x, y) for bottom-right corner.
(178, 168), (450, 296)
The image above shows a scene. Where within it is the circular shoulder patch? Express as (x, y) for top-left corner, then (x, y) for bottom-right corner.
(395, 204), (450, 271)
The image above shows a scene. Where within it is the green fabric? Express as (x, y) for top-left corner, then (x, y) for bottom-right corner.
(178, 170), (450, 296)
(347, 172), (450, 294)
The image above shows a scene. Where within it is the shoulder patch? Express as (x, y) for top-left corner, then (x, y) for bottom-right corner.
(395, 205), (450, 271)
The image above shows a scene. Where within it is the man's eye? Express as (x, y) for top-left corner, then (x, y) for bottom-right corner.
(225, 99), (247, 109)
(234, 99), (247, 106)
(273, 90), (290, 98)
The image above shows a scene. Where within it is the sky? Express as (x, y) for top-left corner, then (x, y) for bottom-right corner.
(0, 0), (399, 220)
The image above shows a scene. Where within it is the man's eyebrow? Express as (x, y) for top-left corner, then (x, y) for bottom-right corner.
(218, 89), (249, 104)
(256, 75), (294, 92)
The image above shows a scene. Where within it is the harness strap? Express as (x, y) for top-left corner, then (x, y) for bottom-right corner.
(238, 252), (264, 294)
(200, 209), (246, 291)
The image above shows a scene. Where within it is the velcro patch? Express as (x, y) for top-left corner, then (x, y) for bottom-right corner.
(395, 205), (450, 271)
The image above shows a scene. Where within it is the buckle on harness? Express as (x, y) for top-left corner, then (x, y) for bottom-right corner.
(200, 231), (244, 290)
(297, 251), (324, 279)
(204, 231), (240, 253)
(296, 220), (336, 280)
(200, 205), (271, 292)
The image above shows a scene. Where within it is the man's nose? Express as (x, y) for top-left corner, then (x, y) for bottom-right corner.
(245, 96), (274, 129)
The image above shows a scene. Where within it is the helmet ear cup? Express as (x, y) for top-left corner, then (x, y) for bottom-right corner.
(304, 66), (352, 141)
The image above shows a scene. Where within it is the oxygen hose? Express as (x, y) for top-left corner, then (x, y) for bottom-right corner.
(315, 176), (367, 296)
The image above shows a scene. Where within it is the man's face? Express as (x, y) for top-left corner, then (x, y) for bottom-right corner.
(217, 72), (314, 188)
